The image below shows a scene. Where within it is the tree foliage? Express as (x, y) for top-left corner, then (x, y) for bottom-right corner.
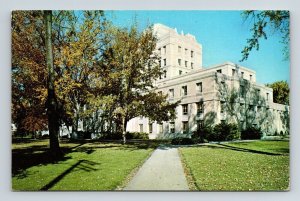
(241, 10), (290, 62)
(12, 11), (177, 145)
(266, 81), (289, 105)
(102, 24), (178, 143)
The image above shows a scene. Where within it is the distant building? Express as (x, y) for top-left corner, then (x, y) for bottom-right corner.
(126, 23), (289, 139)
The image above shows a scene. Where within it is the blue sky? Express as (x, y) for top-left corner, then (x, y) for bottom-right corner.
(106, 10), (290, 85)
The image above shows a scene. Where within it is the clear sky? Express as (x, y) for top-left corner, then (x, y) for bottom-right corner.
(106, 10), (290, 85)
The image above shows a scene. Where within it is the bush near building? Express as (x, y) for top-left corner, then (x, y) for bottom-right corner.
(191, 122), (241, 143)
(191, 127), (213, 143)
(241, 127), (262, 140)
(126, 132), (149, 140)
(209, 122), (240, 141)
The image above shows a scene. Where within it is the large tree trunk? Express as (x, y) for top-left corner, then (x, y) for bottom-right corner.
(122, 116), (126, 144)
(44, 10), (61, 157)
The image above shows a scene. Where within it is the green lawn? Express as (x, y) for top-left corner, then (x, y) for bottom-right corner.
(180, 140), (289, 191)
(12, 140), (155, 191)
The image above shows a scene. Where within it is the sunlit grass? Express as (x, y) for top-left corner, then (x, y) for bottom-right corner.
(12, 140), (154, 191)
(180, 140), (289, 191)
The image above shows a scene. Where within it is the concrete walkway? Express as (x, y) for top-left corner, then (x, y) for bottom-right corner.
(124, 145), (189, 191)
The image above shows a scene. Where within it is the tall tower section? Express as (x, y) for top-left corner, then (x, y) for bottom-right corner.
(153, 23), (203, 79)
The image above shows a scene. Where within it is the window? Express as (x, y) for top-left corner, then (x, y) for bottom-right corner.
(158, 91), (162, 96)
(232, 69), (236, 76)
(196, 82), (202, 93)
(159, 60), (161, 67)
(182, 121), (189, 133)
(266, 93), (269, 100)
(164, 70), (167, 78)
(163, 46), (166, 54)
(158, 48), (161, 54)
(221, 101), (225, 113)
(139, 124), (143, 133)
(178, 46), (181, 53)
(240, 85), (245, 97)
(169, 88), (174, 98)
(197, 120), (204, 130)
(249, 105), (254, 111)
(149, 123), (153, 133)
(182, 104), (188, 115)
(217, 69), (222, 73)
(241, 71), (244, 78)
(158, 124), (163, 133)
(257, 106), (261, 112)
(185, 61), (188, 67)
(191, 62), (194, 69)
(163, 59), (166, 66)
(191, 50), (194, 58)
(178, 59), (181, 66)
(179, 70), (182, 75)
(250, 74), (253, 81)
(182, 85), (187, 96)
(185, 48), (188, 55)
(170, 122), (175, 133)
(240, 120), (244, 129)
(197, 102), (204, 114)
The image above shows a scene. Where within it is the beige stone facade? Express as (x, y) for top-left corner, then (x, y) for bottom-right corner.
(126, 24), (289, 139)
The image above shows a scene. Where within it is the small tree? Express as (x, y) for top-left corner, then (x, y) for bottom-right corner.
(266, 81), (289, 105)
(104, 24), (178, 143)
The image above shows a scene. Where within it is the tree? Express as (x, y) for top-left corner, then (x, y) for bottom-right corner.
(12, 11), (48, 137)
(266, 81), (289, 105)
(12, 11), (109, 138)
(44, 10), (61, 156)
(103, 24), (178, 143)
(241, 10), (290, 62)
(51, 11), (108, 135)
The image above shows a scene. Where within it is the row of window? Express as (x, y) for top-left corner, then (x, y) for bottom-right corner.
(178, 59), (194, 68)
(140, 120), (204, 134)
(182, 103), (204, 115)
(239, 85), (269, 100)
(177, 46), (194, 58)
(158, 46), (194, 58)
(159, 58), (194, 69)
(217, 69), (253, 81)
(167, 82), (202, 98)
(220, 101), (271, 114)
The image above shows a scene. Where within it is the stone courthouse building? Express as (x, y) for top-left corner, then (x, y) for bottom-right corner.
(127, 24), (289, 139)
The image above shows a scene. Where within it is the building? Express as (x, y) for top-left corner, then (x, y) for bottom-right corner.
(126, 23), (289, 139)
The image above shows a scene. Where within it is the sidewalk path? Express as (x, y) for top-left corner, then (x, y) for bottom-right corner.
(124, 145), (189, 191)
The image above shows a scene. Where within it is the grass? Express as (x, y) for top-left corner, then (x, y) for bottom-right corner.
(179, 140), (289, 191)
(12, 139), (156, 191)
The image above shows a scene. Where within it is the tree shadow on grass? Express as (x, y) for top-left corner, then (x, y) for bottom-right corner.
(12, 140), (159, 178)
(192, 143), (287, 156)
(40, 159), (100, 191)
(12, 142), (87, 177)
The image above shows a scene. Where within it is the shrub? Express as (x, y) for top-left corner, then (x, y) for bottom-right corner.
(241, 127), (262, 140)
(171, 137), (194, 145)
(126, 132), (149, 140)
(99, 132), (122, 140)
(210, 122), (240, 141)
(191, 126), (213, 143)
